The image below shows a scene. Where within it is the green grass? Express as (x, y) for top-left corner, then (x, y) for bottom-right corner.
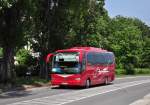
(116, 69), (126, 75)
(116, 68), (150, 76)
(135, 68), (150, 74)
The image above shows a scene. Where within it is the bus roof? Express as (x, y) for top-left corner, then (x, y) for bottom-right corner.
(56, 47), (109, 53)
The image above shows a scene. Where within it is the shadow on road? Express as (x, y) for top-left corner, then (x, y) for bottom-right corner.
(0, 90), (32, 99)
(51, 85), (84, 90)
(51, 83), (113, 90)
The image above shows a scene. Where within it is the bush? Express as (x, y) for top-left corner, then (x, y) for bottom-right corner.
(116, 68), (150, 76)
(116, 69), (126, 75)
(15, 49), (38, 77)
(135, 68), (150, 74)
(16, 49), (35, 66)
(124, 63), (135, 75)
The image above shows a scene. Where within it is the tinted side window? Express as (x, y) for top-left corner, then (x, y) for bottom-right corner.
(109, 53), (115, 64)
(94, 52), (114, 65)
(87, 52), (114, 65)
(104, 53), (114, 64)
(95, 53), (105, 64)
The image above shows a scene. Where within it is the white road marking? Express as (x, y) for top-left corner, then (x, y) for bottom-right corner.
(8, 79), (150, 105)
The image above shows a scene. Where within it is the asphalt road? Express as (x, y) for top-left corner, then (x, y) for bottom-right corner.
(0, 76), (150, 105)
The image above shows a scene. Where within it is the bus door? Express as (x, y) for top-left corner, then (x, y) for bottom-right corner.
(87, 52), (97, 85)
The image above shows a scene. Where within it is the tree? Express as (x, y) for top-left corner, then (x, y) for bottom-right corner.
(64, 0), (109, 48)
(29, 0), (72, 78)
(0, 0), (31, 85)
(29, 0), (108, 78)
(107, 16), (143, 72)
(131, 18), (150, 68)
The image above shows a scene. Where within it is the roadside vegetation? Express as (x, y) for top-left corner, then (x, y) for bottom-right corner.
(116, 68), (150, 76)
(0, 0), (150, 89)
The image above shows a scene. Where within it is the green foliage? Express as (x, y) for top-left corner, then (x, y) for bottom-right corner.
(16, 49), (33, 66)
(141, 38), (150, 68)
(116, 69), (126, 75)
(64, 0), (108, 47)
(15, 48), (37, 77)
(15, 48), (30, 77)
(0, 0), (150, 83)
(105, 16), (145, 71)
(124, 63), (135, 75)
(116, 68), (150, 75)
(0, 0), (16, 9)
(0, 0), (32, 48)
(30, 0), (71, 53)
(0, 48), (3, 57)
(135, 68), (150, 75)
(0, 0), (35, 83)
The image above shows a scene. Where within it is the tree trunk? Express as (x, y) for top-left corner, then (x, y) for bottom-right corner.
(39, 54), (49, 79)
(0, 46), (16, 86)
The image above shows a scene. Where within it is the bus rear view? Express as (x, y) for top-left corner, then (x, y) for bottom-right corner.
(47, 47), (115, 88)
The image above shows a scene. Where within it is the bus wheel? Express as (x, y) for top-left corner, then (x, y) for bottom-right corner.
(85, 79), (90, 88)
(104, 77), (109, 85)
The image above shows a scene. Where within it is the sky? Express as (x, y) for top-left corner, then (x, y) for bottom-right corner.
(105, 0), (150, 26)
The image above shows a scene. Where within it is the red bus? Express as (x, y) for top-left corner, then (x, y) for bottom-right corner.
(47, 47), (115, 88)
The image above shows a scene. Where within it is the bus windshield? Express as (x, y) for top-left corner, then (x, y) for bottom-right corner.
(52, 52), (81, 74)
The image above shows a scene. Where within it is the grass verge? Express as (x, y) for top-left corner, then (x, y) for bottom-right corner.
(116, 68), (150, 77)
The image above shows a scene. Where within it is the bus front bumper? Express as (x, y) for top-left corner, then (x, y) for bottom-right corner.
(51, 79), (83, 86)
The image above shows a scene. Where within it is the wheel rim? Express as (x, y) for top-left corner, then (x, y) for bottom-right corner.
(105, 77), (108, 85)
(86, 80), (90, 88)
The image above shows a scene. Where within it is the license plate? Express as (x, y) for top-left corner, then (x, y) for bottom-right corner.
(61, 82), (68, 85)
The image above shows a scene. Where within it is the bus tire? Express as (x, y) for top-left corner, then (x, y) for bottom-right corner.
(104, 77), (109, 85)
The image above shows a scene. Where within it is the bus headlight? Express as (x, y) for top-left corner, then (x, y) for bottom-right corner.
(103, 67), (108, 71)
(75, 78), (81, 81)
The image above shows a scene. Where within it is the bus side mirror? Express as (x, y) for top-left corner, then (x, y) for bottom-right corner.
(46, 53), (54, 63)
